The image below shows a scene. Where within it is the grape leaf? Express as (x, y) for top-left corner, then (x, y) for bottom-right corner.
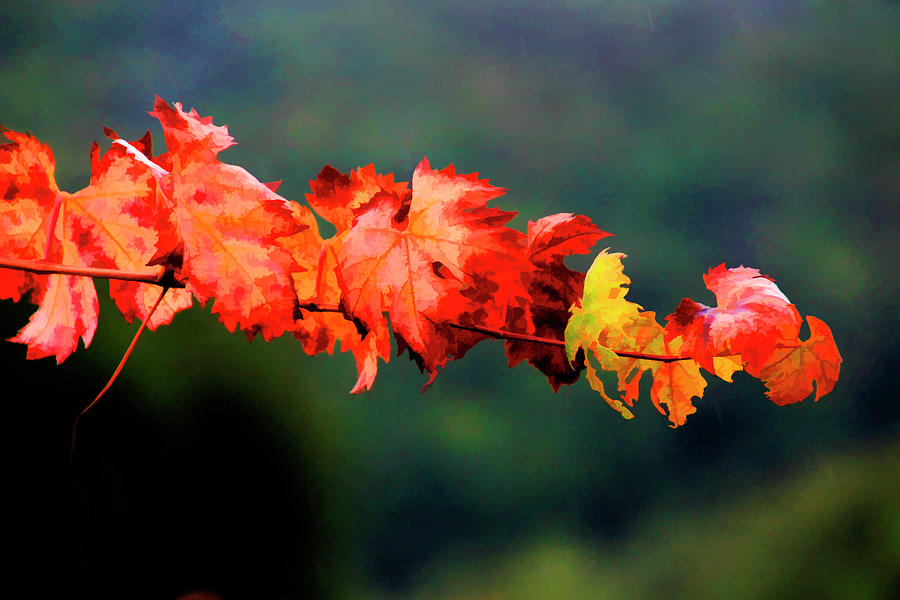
(286, 169), (396, 393)
(755, 315), (842, 405)
(505, 213), (610, 390)
(647, 337), (706, 426)
(0, 126), (204, 362)
(1, 97), (842, 426)
(2, 95), (310, 358)
(147, 97), (308, 340)
(306, 164), (408, 235)
(664, 264), (802, 374)
(9, 272), (98, 363)
(293, 234), (392, 394)
(0, 129), (59, 302)
(75, 130), (192, 328)
(565, 249), (644, 354)
(336, 158), (526, 385)
(0, 131), (98, 361)
(663, 265), (842, 402)
(567, 256), (842, 424)
(565, 251), (708, 425)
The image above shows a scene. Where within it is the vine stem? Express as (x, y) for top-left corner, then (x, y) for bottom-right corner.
(302, 306), (688, 362)
(447, 322), (689, 362)
(0, 257), (185, 287)
(3, 257), (689, 364)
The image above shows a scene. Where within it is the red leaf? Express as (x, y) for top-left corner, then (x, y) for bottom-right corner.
(506, 213), (610, 389)
(1, 99), (843, 424)
(2, 94), (308, 359)
(665, 264), (802, 373)
(306, 164), (408, 234)
(0, 130), (59, 301)
(664, 264), (841, 407)
(565, 250), (709, 426)
(9, 272), (98, 363)
(294, 238), (392, 393)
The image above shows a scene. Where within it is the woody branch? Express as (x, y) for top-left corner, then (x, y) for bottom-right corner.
(0, 256), (689, 362)
(0, 257), (185, 288)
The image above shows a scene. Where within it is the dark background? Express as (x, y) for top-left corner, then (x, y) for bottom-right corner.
(2, 1), (898, 598)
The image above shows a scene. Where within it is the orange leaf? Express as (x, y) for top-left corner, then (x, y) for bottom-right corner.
(306, 164), (408, 234)
(9, 272), (98, 363)
(283, 193), (392, 394)
(754, 316), (842, 406)
(0, 130), (59, 301)
(337, 158), (526, 385)
(649, 337), (706, 427)
(664, 265), (841, 407)
(0, 130), (99, 361)
(148, 97), (308, 340)
(566, 252), (709, 426)
(70, 134), (192, 328)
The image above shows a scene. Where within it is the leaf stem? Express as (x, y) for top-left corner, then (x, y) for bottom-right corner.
(43, 194), (64, 260)
(0, 257), (184, 287)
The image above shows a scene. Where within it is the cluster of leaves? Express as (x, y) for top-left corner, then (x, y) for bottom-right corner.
(0, 97), (841, 426)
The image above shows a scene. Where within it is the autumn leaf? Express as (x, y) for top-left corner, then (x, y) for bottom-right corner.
(293, 165), (413, 392)
(564, 250), (653, 418)
(664, 264), (802, 374)
(505, 213), (610, 390)
(663, 264), (841, 408)
(0, 124), (207, 362)
(73, 130), (192, 328)
(648, 337), (706, 427)
(9, 272), (99, 363)
(565, 251), (709, 425)
(292, 235), (392, 394)
(0, 129), (98, 362)
(148, 97), (307, 340)
(305, 164), (408, 235)
(283, 178), (393, 394)
(336, 158), (527, 385)
(2, 93), (310, 359)
(0, 129), (58, 301)
(754, 315), (842, 406)
(565, 249), (644, 356)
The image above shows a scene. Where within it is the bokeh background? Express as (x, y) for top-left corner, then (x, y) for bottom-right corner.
(2, 1), (898, 598)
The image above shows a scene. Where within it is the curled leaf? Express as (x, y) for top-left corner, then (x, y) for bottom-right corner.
(665, 264), (802, 373)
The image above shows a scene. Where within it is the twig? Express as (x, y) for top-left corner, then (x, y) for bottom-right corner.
(5, 258), (691, 364)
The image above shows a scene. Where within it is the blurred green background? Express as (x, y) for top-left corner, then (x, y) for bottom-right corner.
(2, 1), (898, 598)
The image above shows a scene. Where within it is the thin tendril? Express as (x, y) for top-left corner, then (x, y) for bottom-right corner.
(70, 286), (169, 463)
